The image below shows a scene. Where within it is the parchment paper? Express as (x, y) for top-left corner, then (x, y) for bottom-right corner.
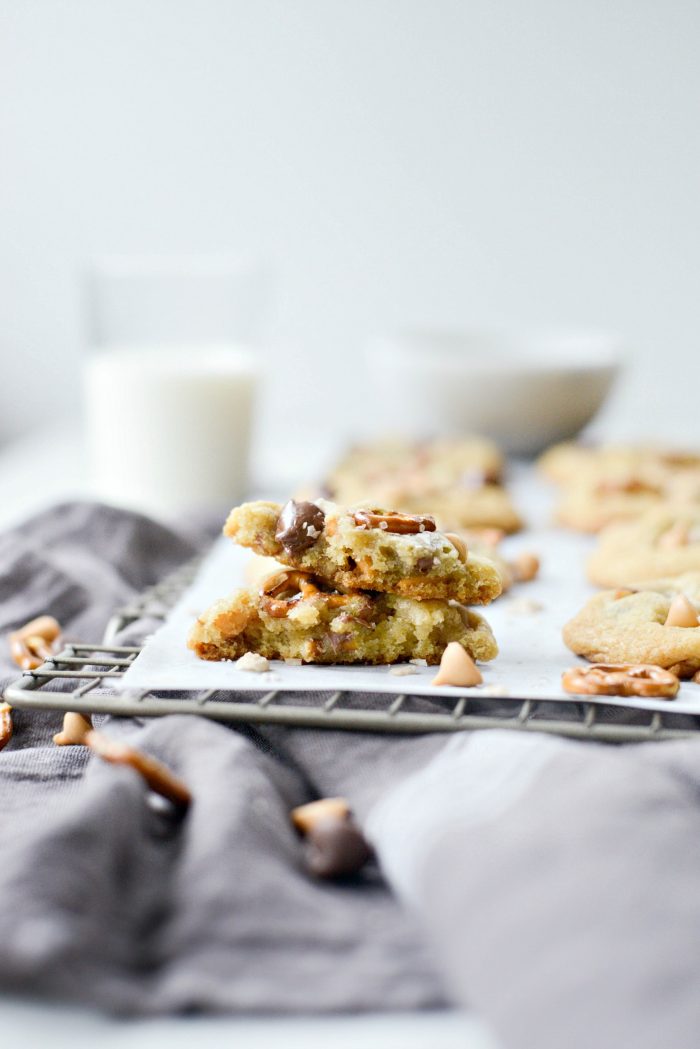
(121, 472), (700, 715)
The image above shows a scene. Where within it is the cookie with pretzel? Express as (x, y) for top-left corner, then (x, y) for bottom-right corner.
(563, 574), (700, 678)
(188, 568), (498, 666)
(224, 498), (502, 604)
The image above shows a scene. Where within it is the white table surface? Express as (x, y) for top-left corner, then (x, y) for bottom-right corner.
(0, 424), (502, 1048)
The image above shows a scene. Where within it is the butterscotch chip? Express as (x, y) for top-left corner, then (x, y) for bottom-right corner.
(291, 797), (351, 834)
(512, 552), (540, 582)
(664, 595), (700, 628)
(432, 642), (483, 687)
(444, 532), (468, 563)
(53, 711), (93, 746)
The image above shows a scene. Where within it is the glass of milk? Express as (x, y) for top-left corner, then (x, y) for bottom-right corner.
(83, 255), (269, 520)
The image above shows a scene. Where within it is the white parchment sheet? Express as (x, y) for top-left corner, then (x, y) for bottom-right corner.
(121, 470), (700, 716)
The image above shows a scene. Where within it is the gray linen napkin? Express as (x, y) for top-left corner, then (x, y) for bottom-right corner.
(0, 502), (444, 1015)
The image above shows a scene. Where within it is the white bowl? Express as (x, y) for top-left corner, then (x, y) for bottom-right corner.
(366, 329), (622, 456)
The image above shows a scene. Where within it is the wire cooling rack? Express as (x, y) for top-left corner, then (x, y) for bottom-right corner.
(4, 559), (700, 742)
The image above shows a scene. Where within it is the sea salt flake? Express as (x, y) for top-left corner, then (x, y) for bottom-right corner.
(507, 598), (544, 615)
(479, 684), (510, 697)
(389, 665), (418, 677)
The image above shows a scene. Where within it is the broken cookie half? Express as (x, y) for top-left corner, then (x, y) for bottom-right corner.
(224, 498), (502, 605)
(188, 568), (498, 666)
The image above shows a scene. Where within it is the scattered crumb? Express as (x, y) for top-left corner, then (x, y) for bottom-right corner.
(235, 652), (270, 673)
(409, 658), (428, 666)
(506, 598), (544, 615)
(479, 684), (510, 697)
(389, 665), (418, 677)
(284, 658), (303, 666)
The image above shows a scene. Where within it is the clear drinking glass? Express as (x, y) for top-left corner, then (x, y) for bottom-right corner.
(83, 255), (271, 520)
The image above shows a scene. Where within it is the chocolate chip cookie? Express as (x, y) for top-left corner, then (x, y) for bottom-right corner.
(563, 574), (700, 677)
(587, 506), (700, 587)
(189, 569), (498, 666)
(225, 499), (503, 604)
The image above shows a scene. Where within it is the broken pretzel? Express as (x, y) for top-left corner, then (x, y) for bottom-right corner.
(562, 663), (680, 699)
(9, 615), (62, 671)
(85, 730), (191, 809)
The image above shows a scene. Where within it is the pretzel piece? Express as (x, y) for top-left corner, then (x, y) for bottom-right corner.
(9, 615), (62, 670)
(0, 703), (12, 751)
(260, 570), (352, 618)
(53, 711), (93, 746)
(85, 730), (191, 808)
(562, 663), (679, 699)
(351, 509), (437, 535)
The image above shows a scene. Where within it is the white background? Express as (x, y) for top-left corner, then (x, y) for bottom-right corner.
(1, 0), (700, 453)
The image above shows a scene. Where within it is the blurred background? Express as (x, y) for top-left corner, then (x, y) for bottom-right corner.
(1, 0), (699, 509)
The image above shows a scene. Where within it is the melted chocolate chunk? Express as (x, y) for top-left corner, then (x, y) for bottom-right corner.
(275, 500), (326, 555)
(460, 468), (497, 490)
(304, 815), (373, 879)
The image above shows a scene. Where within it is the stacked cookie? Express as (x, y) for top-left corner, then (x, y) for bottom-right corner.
(539, 441), (700, 682)
(189, 498), (502, 667)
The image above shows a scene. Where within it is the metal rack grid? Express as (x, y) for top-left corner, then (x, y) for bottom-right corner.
(5, 560), (700, 743)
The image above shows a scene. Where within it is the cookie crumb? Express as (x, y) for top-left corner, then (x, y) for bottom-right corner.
(409, 658), (428, 666)
(389, 665), (418, 677)
(284, 657), (303, 666)
(507, 598), (543, 615)
(235, 652), (270, 673)
(479, 683), (509, 697)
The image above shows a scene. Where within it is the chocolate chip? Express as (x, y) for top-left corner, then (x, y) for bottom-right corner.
(304, 815), (373, 879)
(416, 554), (434, 573)
(460, 468), (491, 490)
(275, 500), (326, 555)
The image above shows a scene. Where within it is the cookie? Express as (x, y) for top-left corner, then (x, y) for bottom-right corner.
(189, 570), (498, 666)
(225, 499), (503, 604)
(538, 441), (700, 486)
(326, 436), (504, 492)
(587, 506), (700, 587)
(554, 465), (670, 532)
(562, 574), (700, 678)
(322, 437), (522, 533)
(323, 478), (522, 534)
